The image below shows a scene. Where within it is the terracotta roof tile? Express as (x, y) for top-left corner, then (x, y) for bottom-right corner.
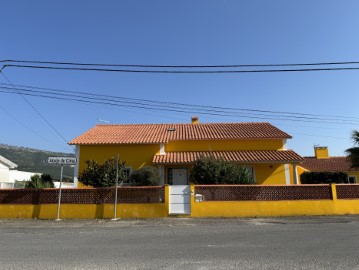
(152, 150), (303, 164)
(69, 122), (292, 145)
(300, 157), (359, 172)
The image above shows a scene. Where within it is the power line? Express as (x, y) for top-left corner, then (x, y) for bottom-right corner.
(1, 83), (357, 124)
(0, 73), (73, 150)
(3, 82), (359, 122)
(0, 105), (71, 151)
(1, 83), (359, 125)
(2, 59), (359, 68)
(3, 64), (359, 74)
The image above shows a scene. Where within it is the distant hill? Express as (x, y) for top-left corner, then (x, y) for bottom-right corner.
(0, 144), (75, 180)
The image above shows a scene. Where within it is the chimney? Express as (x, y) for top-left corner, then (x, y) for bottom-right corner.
(191, 116), (199, 125)
(314, 146), (329, 159)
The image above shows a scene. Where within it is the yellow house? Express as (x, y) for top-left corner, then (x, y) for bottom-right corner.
(69, 117), (303, 187)
(298, 146), (359, 183)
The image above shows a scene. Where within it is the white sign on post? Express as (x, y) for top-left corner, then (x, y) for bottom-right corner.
(45, 156), (77, 221)
(46, 157), (77, 165)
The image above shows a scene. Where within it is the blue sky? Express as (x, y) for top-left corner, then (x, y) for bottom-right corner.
(1, 1), (359, 156)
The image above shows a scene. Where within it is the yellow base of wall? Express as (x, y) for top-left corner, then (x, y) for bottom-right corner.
(0, 203), (168, 219)
(1, 200), (359, 219)
(191, 200), (359, 218)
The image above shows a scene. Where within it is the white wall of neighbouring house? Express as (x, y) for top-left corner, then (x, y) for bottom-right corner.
(54, 182), (75, 188)
(9, 170), (40, 183)
(0, 162), (11, 184)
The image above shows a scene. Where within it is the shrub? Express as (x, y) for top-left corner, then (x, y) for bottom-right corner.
(78, 158), (126, 187)
(129, 166), (160, 186)
(190, 154), (255, 184)
(300, 171), (348, 184)
(25, 174), (55, 188)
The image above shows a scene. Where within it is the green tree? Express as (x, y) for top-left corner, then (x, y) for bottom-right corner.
(346, 130), (359, 168)
(190, 155), (254, 184)
(25, 174), (55, 188)
(78, 158), (126, 187)
(129, 166), (160, 186)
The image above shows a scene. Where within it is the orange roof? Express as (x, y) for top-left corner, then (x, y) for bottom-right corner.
(300, 156), (359, 172)
(69, 122), (292, 145)
(153, 150), (303, 164)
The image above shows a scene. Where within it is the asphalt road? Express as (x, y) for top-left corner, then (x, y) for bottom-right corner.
(0, 216), (358, 270)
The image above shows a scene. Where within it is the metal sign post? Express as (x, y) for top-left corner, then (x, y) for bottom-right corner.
(45, 157), (77, 221)
(112, 154), (119, 221)
(56, 164), (63, 221)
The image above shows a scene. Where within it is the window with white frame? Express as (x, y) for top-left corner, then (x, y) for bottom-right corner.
(122, 167), (132, 183)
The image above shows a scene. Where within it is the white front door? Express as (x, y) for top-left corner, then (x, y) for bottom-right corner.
(172, 168), (188, 185)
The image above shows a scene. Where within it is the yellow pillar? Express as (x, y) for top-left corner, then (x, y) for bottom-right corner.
(164, 185), (170, 216)
(331, 184), (337, 200)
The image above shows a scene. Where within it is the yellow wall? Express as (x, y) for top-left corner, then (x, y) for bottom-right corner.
(79, 144), (160, 172)
(163, 163), (288, 185)
(190, 200), (359, 217)
(165, 139), (284, 152)
(78, 140), (289, 185)
(0, 203), (168, 219)
(3, 199), (359, 219)
(3, 184), (359, 219)
(254, 164), (287, 185)
(189, 185), (359, 217)
(296, 165), (307, 182)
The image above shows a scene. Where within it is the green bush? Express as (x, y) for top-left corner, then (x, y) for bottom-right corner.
(190, 155), (255, 184)
(78, 158), (126, 187)
(300, 171), (348, 184)
(129, 166), (160, 186)
(25, 174), (55, 188)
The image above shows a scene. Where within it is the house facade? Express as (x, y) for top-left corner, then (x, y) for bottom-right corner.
(0, 155), (18, 188)
(0, 155), (42, 189)
(298, 146), (359, 183)
(70, 118), (303, 188)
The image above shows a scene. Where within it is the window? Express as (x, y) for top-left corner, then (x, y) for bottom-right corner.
(167, 168), (173, 185)
(0, 182), (14, 189)
(243, 166), (256, 183)
(122, 167), (132, 183)
(348, 176), (357, 184)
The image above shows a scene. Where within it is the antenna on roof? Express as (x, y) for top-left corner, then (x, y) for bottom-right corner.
(97, 119), (110, 124)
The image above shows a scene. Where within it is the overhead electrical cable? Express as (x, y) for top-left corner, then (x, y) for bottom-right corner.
(1, 82), (359, 122)
(3, 64), (359, 74)
(0, 85), (351, 123)
(2, 59), (359, 68)
(1, 83), (359, 125)
(0, 105), (71, 150)
(0, 73), (73, 150)
(10, 83), (358, 121)
(1, 83), (358, 124)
